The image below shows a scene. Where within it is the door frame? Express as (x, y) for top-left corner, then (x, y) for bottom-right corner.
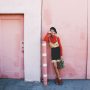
(0, 14), (25, 79)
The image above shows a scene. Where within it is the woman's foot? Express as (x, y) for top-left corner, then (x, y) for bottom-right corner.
(59, 78), (63, 85)
(55, 78), (63, 85)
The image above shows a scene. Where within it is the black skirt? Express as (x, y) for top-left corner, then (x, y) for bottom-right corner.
(51, 47), (61, 60)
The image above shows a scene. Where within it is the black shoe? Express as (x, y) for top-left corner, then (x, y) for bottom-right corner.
(55, 78), (63, 85)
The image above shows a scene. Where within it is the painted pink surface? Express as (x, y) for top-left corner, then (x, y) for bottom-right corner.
(87, 0), (90, 79)
(42, 41), (47, 85)
(0, 15), (24, 79)
(42, 0), (87, 79)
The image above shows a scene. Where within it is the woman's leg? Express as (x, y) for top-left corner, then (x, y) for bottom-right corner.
(52, 61), (60, 79)
(52, 61), (62, 84)
(57, 62), (63, 84)
(57, 61), (62, 79)
(58, 68), (62, 79)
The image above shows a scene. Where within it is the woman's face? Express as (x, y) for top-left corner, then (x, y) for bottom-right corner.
(50, 29), (56, 35)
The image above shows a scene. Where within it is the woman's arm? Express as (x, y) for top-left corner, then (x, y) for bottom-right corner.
(43, 32), (51, 42)
(57, 37), (63, 56)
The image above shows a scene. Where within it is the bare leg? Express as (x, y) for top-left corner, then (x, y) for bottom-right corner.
(58, 68), (63, 84)
(58, 68), (62, 79)
(52, 62), (60, 79)
(56, 60), (62, 79)
(52, 61), (63, 84)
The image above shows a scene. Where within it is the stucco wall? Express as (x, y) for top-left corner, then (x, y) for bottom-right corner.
(42, 0), (88, 79)
(0, 0), (41, 81)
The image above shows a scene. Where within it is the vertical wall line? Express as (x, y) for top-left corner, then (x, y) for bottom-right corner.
(86, 0), (88, 79)
(41, 0), (43, 37)
(40, 0), (43, 80)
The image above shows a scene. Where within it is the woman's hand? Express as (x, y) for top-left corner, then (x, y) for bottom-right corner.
(61, 56), (63, 60)
(47, 31), (51, 37)
(48, 31), (51, 34)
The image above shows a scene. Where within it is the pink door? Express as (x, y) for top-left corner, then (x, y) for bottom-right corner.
(0, 15), (24, 79)
(42, 0), (87, 79)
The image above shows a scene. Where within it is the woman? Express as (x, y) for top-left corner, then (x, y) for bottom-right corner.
(43, 27), (63, 85)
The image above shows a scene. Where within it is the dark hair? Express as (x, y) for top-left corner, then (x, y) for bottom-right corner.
(50, 27), (57, 33)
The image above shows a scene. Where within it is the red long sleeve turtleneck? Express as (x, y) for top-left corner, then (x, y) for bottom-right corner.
(43, 33), (63, 56)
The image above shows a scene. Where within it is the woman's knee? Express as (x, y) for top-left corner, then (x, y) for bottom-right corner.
(53, 62), (57, 68)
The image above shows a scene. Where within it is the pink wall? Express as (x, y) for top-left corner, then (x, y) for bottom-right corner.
(42, 0), (87, 79)
(87, 0), (90, 79)
(0, 0), (41, 81)
(0, 15), (24, 79)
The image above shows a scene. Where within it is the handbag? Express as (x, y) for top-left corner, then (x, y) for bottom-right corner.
(49, 37), (59, 48)
(57, 59), (64, 69)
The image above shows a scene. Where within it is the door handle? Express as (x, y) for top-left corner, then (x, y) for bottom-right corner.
(20, 41), (24, 53)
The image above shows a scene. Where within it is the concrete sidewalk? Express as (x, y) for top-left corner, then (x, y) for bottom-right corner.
(0, 79), (90, 90)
